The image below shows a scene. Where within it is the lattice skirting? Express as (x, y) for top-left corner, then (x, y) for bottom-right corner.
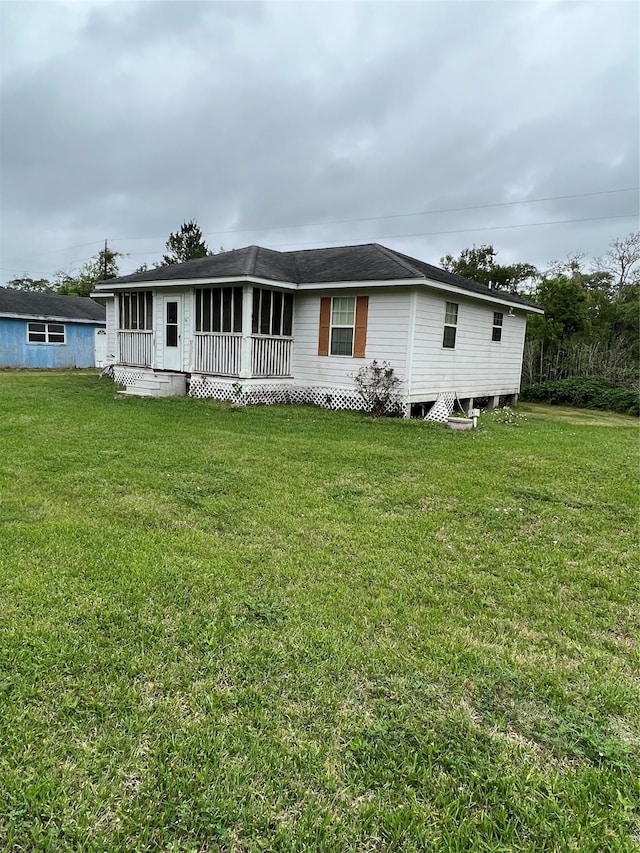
(113, 367), (146, 388)
(424, 391), (456, 423)
(188, 376), (407, 415)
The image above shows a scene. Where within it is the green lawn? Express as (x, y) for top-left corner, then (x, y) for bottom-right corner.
(1, 371), (638, 852)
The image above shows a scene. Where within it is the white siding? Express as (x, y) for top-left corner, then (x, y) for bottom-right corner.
(409, 289), (527, 400)
(291, 288), (411, 388)
(105, 297), (116, 360)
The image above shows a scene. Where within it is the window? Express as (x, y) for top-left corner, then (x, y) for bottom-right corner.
(28, 322), (65, 344)
(442, 302), (458, 348)
(318, 295), (368, 358)
(119, 292), (153, 330)
(251, 289), (293, 336)
(330, 296), (355, 355)
(492, 311), (503, 342)
(196, 287), (243, 333)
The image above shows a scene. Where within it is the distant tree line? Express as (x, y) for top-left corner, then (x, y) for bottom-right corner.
(441, 232), (640, 387)
(5, 220), (214, 297)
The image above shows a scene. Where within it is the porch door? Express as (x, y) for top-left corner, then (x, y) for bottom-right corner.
(163, 296), (183, 371)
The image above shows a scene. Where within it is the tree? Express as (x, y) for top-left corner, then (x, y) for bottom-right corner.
(5, 277), (54, 292)
(162, 219), (209, 265)
(57, 246), (123, 297)
(592, 231), (640, 292)
(532, 274), (589, 343)
(440, 244), (538, 292)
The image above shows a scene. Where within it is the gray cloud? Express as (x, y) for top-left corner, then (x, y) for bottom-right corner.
(1, 0), (638, 282)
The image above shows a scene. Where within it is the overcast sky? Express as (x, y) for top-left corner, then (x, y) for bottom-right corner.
(1, 0), (638, 284)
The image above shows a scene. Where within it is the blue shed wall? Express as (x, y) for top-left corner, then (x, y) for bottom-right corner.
(0, 318), (102, 368)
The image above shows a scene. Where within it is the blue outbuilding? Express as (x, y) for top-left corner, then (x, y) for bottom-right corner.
(0, 288), (106, 369)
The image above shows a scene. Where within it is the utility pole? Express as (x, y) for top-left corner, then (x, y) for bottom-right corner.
(103, 239), (108, 280)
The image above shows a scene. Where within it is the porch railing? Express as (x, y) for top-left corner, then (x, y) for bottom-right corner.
(118, 330), (153, 367)
(193, 333), (241, 376)
(251, 335), (292, 377)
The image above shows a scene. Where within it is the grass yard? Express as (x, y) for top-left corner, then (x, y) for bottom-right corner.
(0, 371), (638, 852)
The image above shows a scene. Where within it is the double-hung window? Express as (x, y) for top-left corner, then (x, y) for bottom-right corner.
(330, 296), (356, 356)
(442, 302), (458, 348)
(28, 322), (65, 344)
(318, 295), (368, 358)
(492, 312), (503, 342)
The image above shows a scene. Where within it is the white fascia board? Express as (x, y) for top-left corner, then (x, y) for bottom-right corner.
(94, 275), (297, 292)
(420, 277), (544, 314)
(0, 312), (106, 324)
(91, 291), (114, 298)
(297, 278), (423, 291)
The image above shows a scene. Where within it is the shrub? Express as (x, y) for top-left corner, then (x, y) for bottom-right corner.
(353, 360), (403, 417)
(521, 376), (639, 416)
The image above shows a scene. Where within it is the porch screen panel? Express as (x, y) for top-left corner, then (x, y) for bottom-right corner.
(260, 290), (272, 335)
(212, 289), (221, 332)
(252, 288), (292, 336)
(222, 289), (232, 332)
(252, 290), (260, 334)
(233, 288), (243, 333)
(271, 292), (283, 336)
(195, 287), (243, 333)
(119, 292), (152, 329)
(283, 293), (293, 336)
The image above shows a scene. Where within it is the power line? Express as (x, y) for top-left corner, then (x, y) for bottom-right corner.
(1, 209), (637, 278)
(6, 187), (638, 267)
(110, 186), (639, 243)
(251, 212), (640, 250)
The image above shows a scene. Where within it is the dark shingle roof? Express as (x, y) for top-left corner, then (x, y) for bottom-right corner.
(98, 243), (539, 309)
(0, 288), (106, 322)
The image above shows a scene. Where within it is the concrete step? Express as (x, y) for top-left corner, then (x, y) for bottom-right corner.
(120, 372), (187, 398)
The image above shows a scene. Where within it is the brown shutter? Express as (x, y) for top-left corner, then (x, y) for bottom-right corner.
(318, 297), (331, 356)
(353, 295), (369, 358)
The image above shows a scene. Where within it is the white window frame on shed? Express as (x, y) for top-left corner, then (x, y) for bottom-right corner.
(27, 322), (66, 344)
(442, 302), (458, 349)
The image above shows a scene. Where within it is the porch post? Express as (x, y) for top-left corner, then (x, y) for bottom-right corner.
(240, 284), (253, 378)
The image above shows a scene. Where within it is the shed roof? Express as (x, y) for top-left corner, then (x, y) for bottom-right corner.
(96, 243), (539, 309)
(0, 288), (106, 322)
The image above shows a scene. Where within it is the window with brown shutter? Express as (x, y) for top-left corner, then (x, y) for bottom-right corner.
(318, 295), (369, 357)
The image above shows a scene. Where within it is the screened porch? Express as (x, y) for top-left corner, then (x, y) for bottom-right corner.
(192, 285), (293, 378)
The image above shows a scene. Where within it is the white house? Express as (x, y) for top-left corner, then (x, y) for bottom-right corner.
(94, 243), (542, 416)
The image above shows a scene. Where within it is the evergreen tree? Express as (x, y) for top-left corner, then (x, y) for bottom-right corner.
(162, 220), (209, 265)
